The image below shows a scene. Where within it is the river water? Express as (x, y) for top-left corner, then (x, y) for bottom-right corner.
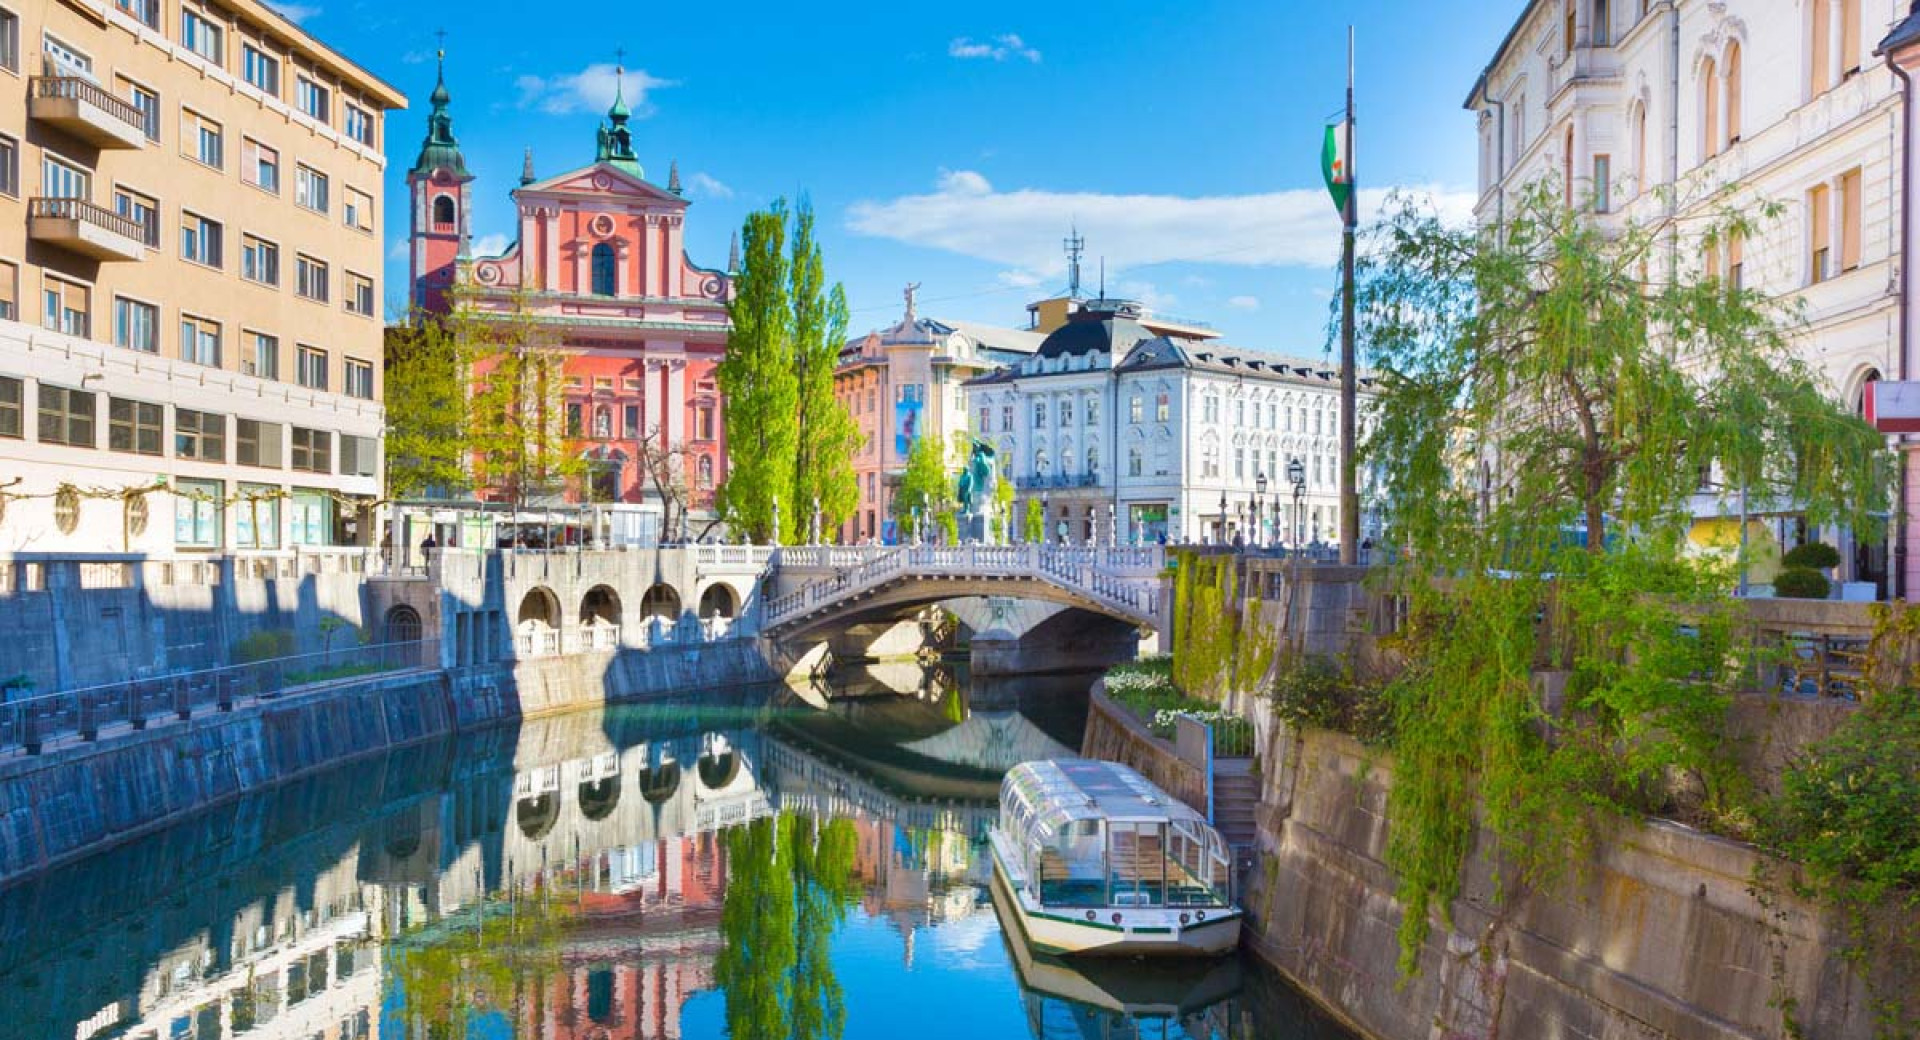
(0, 665), (1356, 1040)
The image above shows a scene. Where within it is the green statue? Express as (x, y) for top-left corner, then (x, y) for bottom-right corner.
(956, 439), (997, 515)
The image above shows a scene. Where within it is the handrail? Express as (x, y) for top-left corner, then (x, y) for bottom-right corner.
(29, 196), (147, 242)
(32, 75), (148, 132)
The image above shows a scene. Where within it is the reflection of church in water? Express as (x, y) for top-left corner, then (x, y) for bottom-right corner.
(18, 699), (998, 1040)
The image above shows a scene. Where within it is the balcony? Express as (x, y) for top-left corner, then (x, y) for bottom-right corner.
(1018, 472), (1100, 490)
(29, 77), (149, 150)
(28, 198), (146, 261)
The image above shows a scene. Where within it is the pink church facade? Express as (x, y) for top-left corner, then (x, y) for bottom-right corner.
(408, 61), (733, 539)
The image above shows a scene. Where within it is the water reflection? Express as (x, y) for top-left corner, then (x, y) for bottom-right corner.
(0, 668), (1352, 1040)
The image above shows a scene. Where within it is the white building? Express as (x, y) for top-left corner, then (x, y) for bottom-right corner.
(964, 298), (1379, 547)
(1466, 0), (1905, 595)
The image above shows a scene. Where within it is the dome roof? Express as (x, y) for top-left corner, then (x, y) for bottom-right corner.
(1036, 314), (1154, 360)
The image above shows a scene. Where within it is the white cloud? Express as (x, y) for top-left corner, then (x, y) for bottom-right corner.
(470, 233), (510, 258)
(401, 49), (432, 65)
(514, 63), (675, 116)
(1227, 295), (1261, 311)
(266, 1), (320, 22)
(996, 269), (1045, 289)
(388, 238), (409, 261)
(847, 170), (1476, 286)
(686, 172), (733, 199)
(948, 33), (1041, 63)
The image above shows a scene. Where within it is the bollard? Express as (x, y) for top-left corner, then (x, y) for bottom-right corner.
(78, 694), (97, 742)
(217, 673), (235, 712)
(127, 682), (146, 731)
(173, 676), (191, 721)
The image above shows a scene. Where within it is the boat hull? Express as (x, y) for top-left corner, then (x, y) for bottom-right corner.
(989, 833), (1241, 958)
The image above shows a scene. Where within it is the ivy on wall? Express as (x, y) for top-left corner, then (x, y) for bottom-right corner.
(1167, 551), (1274, 703)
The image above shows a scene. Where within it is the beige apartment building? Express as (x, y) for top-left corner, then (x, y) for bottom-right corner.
(0, 0), (404, 555)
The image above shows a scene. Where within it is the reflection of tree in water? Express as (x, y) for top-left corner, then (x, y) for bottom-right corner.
(380, 883), (574, 1038)
(716, 813), (861, 1040)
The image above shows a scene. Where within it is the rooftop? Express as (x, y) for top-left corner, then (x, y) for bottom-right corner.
(1002, 759), (1211, 834)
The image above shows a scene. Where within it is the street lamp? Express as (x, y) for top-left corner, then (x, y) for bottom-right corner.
(1041, 490), (1051, 544)
(1287, 457), (1306, 549)
(1217, 491), (1228, 546)
(1255, 471), (1269, 546)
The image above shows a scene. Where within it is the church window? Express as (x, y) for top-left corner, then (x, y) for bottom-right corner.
(432, 195), (455, 228)
(591, 242), (617, 296)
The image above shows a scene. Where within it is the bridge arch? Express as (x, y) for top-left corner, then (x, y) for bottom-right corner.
(640, 583), (681, 621)
(515, 791), (559, 840)
(578, 775), (620, 821)
(580, 584), (621, 627)
(639, 759), (681, 804)
(517, 586), (561, 629)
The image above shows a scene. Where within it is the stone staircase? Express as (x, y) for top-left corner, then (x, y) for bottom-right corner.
(1212, 756), (1261, 860)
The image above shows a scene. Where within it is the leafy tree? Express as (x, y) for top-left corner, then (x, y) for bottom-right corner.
(1023, 497), (1044, 544)
(992, 473), (1015, 544)
(892, 433), (950, 536)
(720, 203), (799, 544)
(715, 813), (861, 1040)
(383, 312), (473, 501)
(1352, 180), (1892, 974)
(790, 200), (861, 542)
(463, 292), (585, 508)
(634, 420), (704, 542)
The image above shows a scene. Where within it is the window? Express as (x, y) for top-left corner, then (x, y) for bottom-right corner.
(698, 405), (716, 440)
(340, 434), (377, 476)
(289, 489), (330, 544)
(1563, 0), (1575, 54)
(343, 187), (372, 231)
(174, 407), (224, 461)
(346, 273), (374, 316)
(181, 212), (222, 267)
(43, 33), (91, 76)
(565, 401), (583, 436)
(113, 297), (157, 352)
(43, 277), (88, 337)
(1087, 398), (1099, 425)
(297, 345), (327, 389)
(108, 397), (161, 455)
(1203, 395), (1217, 423)
(123, 81), (159, 140)
(296, 256), (328, 302)
(623, 404), (640, 438)
(0, 261), (14, 321)
(344, 358), (373, 399)
(41, 155), (87, 199)
(174, 478), (222, 548)
(0, 376), (18, 438)
(1033, 401), (1046, 428)
(0, 135), (15, 196)
(181, 9), (223, 65)
(180, 315), (220, 366)
(237, 418), (282, 467)
(296, 76), (330, 123)
(1728, 230), (1745, 290)
(1592, 0), (1610, 46)
(344, 103), (373, 146)
(432, 194), (455, 228)
(242, 43), (278, 95)
(1592, 154), (1610, 212)
(1130, 395), (1142, 424)
(242, 235), (279, 286)
(1128, 447), (1142, 477)
(1725, 42), (1742, 144)
(113, 188), (159, 248)
(1839, 168), (1862, 272)
(1809, 182), (1832, 283)
(245, 331), (278, 379)
(1812, 0), (1831, 95)
(295, 165), (328, 212)
(1155, 393), (1170, 422)
(235, 483), (279, 548)
(243, 138), (278, 192)
(1061, 398), (1074, 426)
(1632, 102), (1648, 194)
(117, 0), (160, 31)
(290, 427), (330, 473)
(1701, 56), (1719, 159)
(1840, 0), (1860, 77)
(1002, 404), (1013, 430)
(37, 383), (95, 447)
(592, 405), (611, 438)
(183, 110), (222, 168)
(1234, 446), (1245, 479)
(0, 9), (15, 72)
(590, 242), (616, 295)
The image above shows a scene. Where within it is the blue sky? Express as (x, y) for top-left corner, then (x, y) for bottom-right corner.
(297, 0), (1516, 352)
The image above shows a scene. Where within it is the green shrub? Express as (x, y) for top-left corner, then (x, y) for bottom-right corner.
(1782, 542), (1841, 570)
(232, 629), (296, 663)
(1267, 654), (1395, 746)
(1773, 567), (1831, 600)
(1771, 687), (1920, 896)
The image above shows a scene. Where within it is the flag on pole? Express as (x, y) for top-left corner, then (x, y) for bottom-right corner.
(1321, 121), (1351, 215)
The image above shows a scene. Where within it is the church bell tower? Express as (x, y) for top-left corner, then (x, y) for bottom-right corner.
(407, 50), (474, 314)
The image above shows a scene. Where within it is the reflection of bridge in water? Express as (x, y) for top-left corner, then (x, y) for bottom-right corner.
(0, 675), (1051, 1040)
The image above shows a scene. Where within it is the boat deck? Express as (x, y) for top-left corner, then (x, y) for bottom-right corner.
(1035, 846), (1222, 908)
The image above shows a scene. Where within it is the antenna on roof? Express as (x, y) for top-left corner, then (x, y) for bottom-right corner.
(1063, 225), (1085, 299)
(1098, 257), (1105, 300)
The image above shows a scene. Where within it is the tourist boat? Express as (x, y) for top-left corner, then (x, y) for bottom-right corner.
(989, 759), (1241, 957)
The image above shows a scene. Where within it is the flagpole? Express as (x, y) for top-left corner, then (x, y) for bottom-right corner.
(1338, 25), (1360, 564)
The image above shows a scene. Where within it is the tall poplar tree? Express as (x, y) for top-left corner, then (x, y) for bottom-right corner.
(789, 200), (860, 542)
(383, 312), (473, 501)
(719, 202), (798, 543)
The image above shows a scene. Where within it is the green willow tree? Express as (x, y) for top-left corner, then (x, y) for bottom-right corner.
(714, 813), (861, 1040)
(790, 201), (861, 542)
(1353, 180), (1891, 974)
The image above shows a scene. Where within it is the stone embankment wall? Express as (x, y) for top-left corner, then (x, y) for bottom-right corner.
(0, 637), (776, 884)
(1238, 695), (1898, 1040)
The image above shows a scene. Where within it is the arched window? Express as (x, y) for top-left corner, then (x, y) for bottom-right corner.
(1701, 56), (1719, 160)
(1035, 450), (1050, 476)
(1724, 42), (1742, 145)
(591, 242), (617, 296)
(432, 195), (455, 227)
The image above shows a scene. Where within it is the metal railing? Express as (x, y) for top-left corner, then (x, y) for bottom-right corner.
(1015, 473), (1100, 490)
(32, 75), (149, 134)
(1, 639), (439, 755)
(29, 196), (148, 243)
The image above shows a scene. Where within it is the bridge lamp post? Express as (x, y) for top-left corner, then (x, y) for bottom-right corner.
(1217, 491), (1228, 546)
(1287, 457), (1306, 549)
(1041, 490), (1050, 545)
(1255, 471), (1269, 546)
